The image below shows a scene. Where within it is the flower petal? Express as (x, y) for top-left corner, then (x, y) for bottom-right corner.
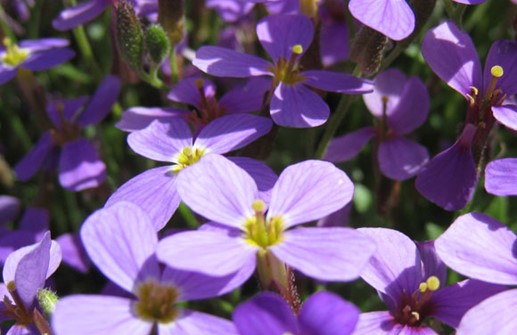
(81, 202), (160, 293)
(492, 104), (517, 131)
(115, 107), (189, 132)
(422, 21), (482, 96)
(158, 309), (238, 335)
(77, 75), (121, 127)
(228, 156), (278, 204)
(355, 311), (400, 335)
(348, 0), (415, 41)
(268, 160), (353, 229)
(378, 138), (428, 180)
(270, 83), (329, 128)
(59, 138), (106, 191)
(323, 127), (376, 163)
(219, 77), (271, 114)
(364, 68), (407, 118)
(105, 166), (179, 231)
(14, 131), (54, 181)
(52, 0), (109, 31)
(302, 70), (373, 94)
(52, 295), (152, 335)
(435, 212), (517, 285)
(193, 46), (272, 78)
(0, 64), (17, 85)
(22, 48), (75, 71)
(485, 158), (517, 196)
(270, 227), (376, 282)
(483, 40), (517, 96)
(167, 77), (216, 109)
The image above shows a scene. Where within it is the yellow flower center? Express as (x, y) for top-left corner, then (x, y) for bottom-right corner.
(133, 280), (179, 323)
(2, 38), (29, 67)
(172, 146), (205, 173)
(244, 199), (284, 249)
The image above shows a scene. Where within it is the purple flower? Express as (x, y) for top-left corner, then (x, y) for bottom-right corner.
(355, 227), (504, 334)
(0, 38), (74, 85)
(14, 75), (121, 191)
(484, 158), (517, 196)
(435, 213), (517, 334)
(106, 114), (274, 230)
(193, 14), (372, 127)
(233, 291), (359, 335)
(52, 202), (238, 335)
(0, 232), (62, 334)
(325, 68), (429, 180)
(157, 154), (376, 293)
(206, 0), (255, 22)
(416, 21), (517, 210)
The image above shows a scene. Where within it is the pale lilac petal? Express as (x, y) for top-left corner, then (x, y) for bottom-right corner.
(364, 69), (406, 118)
(193, 46), (272, 77)
(116, 107), (189, 132)
(456, 289), (517, 335)
(431, 279), (506, 328)
(302, 70), (373, 94)
(483, 40), (517, 96)
(323, 127), (376, 163)
(77, 75), (121, 127)
(270, 227), (376, 282)
(300, 291), (359, 335)
(22, 48), (75, 71)
(492, 105), (517, 131)
(416, 241), (446, 283)
(485, 158), (517, 196)
(267, 160), (353, 229)
(256, 14), (313, 62)
(435, 212), (517, 285)
(157, 230), (257, 278)
(57, 233), (90, 273)
(176, 154), (257, 229)
(19, 38), (70, 51)
(0, 64), (17, 84)
(52, 0), (109, 31)
(219, 77), (271, 114)
(378, 138), (429, 180)
(14, 131), (54, 181)
(59, 138), (106, 191)
(6, 325), (35, 335)
(229, 156), (278, 204)
(52, 295), (153, 335)
(127, 119), (192, 163)
(195, 114), (272, 154)
(158, 309), (238, 335)
(357, 228), (422, 298)
(167, 77), (216, 109)
(422, 21), (482, 96)
(387, 76), (430, 134)
(453, 0), (486, 3)
(80, 202), (160, 293)
(270, 82), (329, 128)
(355, 311), (400, 335)
(415, 125), (477, 211)
(233, 292), (299, 335)
(105, 166), (179, 231)
(348, 0), (415, 41)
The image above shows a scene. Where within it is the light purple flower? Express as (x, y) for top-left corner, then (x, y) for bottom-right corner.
(157, 154), (376, 293)
(355, 227), (504, 334)
(52, 202), (238, 335)
(0, 232), (62, 334)
(484, 158), (517, 196)
(0, 38), (74, 85)
(435, 212), (517, 334)
(193, 14), (372, 127)
(106, 114), (274, 230)
(233, 291), (359, 335)
(325, 68), (429, 180)
(14, 75), (121, 191)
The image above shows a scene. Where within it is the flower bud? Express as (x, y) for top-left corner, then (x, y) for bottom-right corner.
(145, 24), (171, 65)
(37, 288), (59, 317)
(350, 26), (389, 75)
(116, 0), (144, 72)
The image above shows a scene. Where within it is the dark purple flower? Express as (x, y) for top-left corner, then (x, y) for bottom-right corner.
(0, 38), (74, 85)
(52, 202), (238, 335)
(233, 291), (360, 335)
(193, 14), (372, 127)
(14, 75), (121, 191)
(325, 68), (429, 180)
(157, 155), (376, 293)
(355, 227), (504, 334)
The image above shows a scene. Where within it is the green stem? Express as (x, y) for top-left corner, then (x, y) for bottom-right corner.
(179, 202), (198, 228)
(0, 5), (16, 41)
(27, 0), (44, 39)
(169, 49), (179, 84)
(73, 25), (103, 78)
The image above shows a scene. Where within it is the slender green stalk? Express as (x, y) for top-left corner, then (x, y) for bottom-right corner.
(179, 202), (198, 228)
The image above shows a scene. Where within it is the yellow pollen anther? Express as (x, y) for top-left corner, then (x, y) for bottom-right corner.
(291, 44), (303, 55)
(418, 282), (428, 293)
(469, 86), (479, 96)
(426, 276), (440, 291)
(252, 199), (266, 213)
(2, 38), (29, 67)
(172, 146), (205, 173)
(411, 311), (420, 321)
(491, 65), (504, 78)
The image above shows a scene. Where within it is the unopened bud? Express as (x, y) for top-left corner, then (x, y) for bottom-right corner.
(37, 289), (59, 317)
(116, 0), (144, 72)
(145, 24), (171, 65)
(158, 0), (185, 46)
(350, 26), (389, 75)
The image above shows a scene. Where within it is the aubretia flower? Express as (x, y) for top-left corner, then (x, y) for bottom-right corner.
(0, 37), (74, 85)
(157, 155), (376, 295)
(0, 232), (62, 335)
(325, 68), (429, 180)
(52, 202), (238, 335)
(193, 14), (372, 127)
(435, 213), (517, 334)
(484, 158), (517, 196)
(354, 227), (503, 334)
(416, 20), (517, 210)
(107, 114), (274, 230)
(14, 75), (121, 191)
(233, 291), (359, 335)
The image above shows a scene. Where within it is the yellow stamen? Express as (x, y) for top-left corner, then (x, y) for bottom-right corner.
(418, 282), (428, 293)
(291, 44), (303, 55)
(2, 38), (29, 67)
(252, 199), (266, 213)
(426, 276), (440, 291)
(491, 65), (504, 78)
